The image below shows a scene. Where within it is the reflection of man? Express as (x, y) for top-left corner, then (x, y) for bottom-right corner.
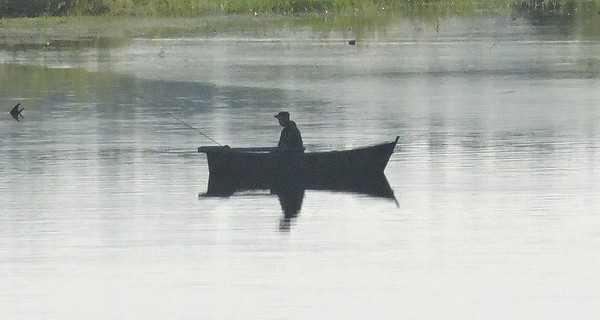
(278, 187), (305, 232)
(274, 111), (304, 151)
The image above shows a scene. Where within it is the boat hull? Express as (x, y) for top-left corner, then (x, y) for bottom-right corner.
(198, 137), (398, 196)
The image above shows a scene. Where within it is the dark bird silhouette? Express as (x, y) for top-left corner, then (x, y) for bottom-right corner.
(10, 103), (24, 122)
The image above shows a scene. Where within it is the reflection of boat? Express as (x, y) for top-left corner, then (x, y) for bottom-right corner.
(201, 173), (397, 232)
(197, 136), (399, 193)
(201, 172), (396, 200)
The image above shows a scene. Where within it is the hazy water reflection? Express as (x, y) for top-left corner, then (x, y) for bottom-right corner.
(1, 16), (600, 320)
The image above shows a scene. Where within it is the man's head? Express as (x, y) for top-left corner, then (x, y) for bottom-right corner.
(274, 111), (290, 127)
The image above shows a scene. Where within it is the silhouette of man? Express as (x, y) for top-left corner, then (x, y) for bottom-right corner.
(274, 111), (303, 151)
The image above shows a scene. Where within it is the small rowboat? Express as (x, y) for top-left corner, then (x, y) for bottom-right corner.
(198, 136), (399, 196)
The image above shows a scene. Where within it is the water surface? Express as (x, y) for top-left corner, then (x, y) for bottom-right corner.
(1, 16), (600, 319)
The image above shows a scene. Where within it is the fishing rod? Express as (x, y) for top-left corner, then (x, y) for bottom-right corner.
(166, 112), (224, 147)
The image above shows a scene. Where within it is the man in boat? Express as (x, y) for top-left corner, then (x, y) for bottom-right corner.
(275, 111), (304, 151)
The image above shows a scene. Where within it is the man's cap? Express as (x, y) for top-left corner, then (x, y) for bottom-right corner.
(274, 111), (290, 119)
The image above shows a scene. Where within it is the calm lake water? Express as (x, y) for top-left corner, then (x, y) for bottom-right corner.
(1, 15), (600, 319)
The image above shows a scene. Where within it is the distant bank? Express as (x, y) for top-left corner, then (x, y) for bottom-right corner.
(0, 0), (596, 18)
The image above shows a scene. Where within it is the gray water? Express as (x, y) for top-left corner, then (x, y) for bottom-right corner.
(2, 15), (600, 319)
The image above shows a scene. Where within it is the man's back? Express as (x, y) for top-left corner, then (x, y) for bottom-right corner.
(278, 120), (304, 151)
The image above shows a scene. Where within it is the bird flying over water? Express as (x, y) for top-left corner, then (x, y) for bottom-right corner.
(9, 103), (24, 122)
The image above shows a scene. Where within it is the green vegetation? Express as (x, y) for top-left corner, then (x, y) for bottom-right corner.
(0, 0), (597, 27)
(0, 0), (597, 41)
(0, 0), (567, 17)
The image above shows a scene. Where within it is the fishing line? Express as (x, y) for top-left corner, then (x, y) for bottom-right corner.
(166, 112), (223, 147)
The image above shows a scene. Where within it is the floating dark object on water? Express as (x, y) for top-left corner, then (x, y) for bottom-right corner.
(349, 40), (356, 45)
(9, 103), (24, 122)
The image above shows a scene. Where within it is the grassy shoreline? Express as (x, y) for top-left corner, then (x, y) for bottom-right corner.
(2, 0), (597, 19)
(0, 0), (499, 42)
(0, 0), (597, 44)
(0, 0), (554, 18)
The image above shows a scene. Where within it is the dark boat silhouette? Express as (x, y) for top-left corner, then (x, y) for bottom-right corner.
(197, 136), (399, 194)
(198, 137), (399, 211)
